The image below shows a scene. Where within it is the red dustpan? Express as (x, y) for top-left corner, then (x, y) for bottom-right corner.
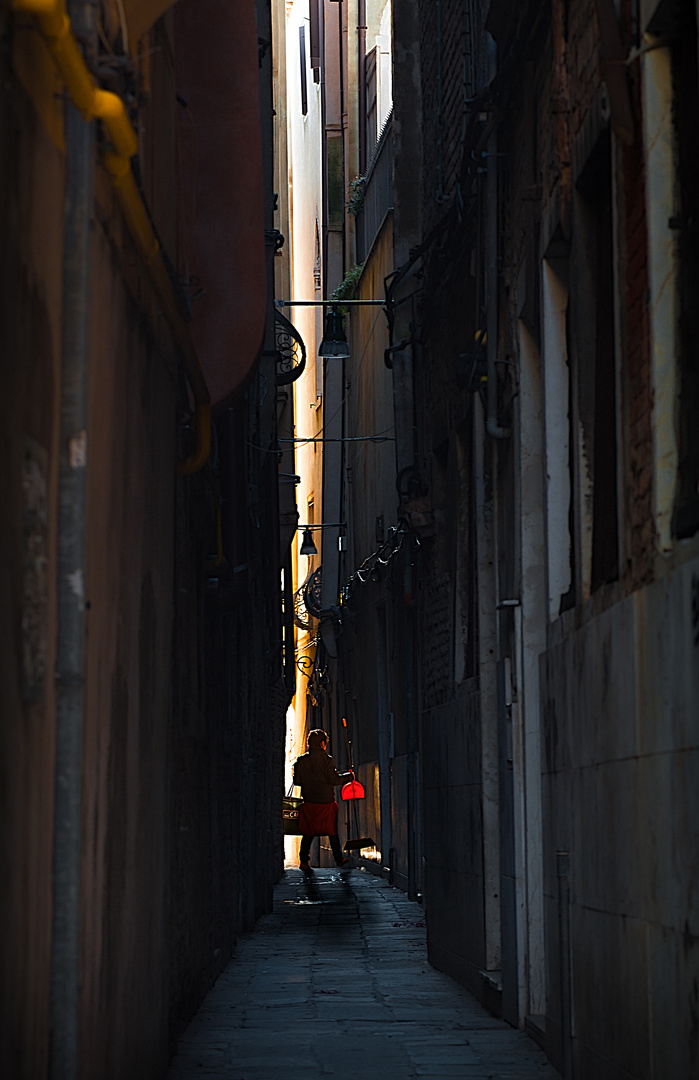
(341, 717), (373, 851)
(341, 717), (374, 851)
(341, 780), (372, 848)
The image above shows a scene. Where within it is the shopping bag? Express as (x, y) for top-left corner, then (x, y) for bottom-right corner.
(282, 794), (304, 835)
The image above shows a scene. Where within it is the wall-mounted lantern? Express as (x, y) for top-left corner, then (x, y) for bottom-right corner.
(318, 305), (350, 358)
(299, 528), (317, 556)
(296, 522), (346, 557)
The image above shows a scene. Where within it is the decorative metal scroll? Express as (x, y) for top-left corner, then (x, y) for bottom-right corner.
(304, 567), (323, 619)
(275, 310), (307, 385)
(293, 583), (313, 630)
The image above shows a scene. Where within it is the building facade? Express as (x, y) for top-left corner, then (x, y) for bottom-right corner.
(1, 1), (292, 1076)
(277, 1), (699, 1076)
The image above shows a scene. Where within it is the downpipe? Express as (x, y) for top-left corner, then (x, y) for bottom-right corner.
(485, 39), (509, 441)
(404, 530), (417, 900)
(358, 0), (367, 174)
(50, 3), (93, 1075)
(557, 849), (574, 1079)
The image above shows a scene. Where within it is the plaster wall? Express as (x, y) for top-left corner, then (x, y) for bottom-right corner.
(284, 0), (325, 742)
(77, 222), (178, 1079)
(0, 72), (65, 1080)
(346, 219), (394, 561)
(541, 554), (699, 1077)
(336, 218), (397, 871)
(2, 10), (284, 1075)
(423, 682), (485, 997)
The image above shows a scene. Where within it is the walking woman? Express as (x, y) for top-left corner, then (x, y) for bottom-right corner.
(293, 729), (353, 871)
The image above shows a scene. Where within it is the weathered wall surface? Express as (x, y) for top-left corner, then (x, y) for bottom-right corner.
(0, 49), (64, 1079)
(1, 6), (286, 1079)
(326, 217), (398, 873)
(423, 682), (485, 995)
(541, 555), (699, 1077)
(278, 0), (699, 1073)
(407, 0), (494, 995)
(77, 215), (181, 1078)
(396, 0), (699, 1067)
(484, 0), (696, 1059)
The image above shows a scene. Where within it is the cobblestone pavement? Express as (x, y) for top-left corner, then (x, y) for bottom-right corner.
(168, 867), (559, 1079)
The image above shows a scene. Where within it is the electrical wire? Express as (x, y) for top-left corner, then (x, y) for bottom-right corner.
(279, 431), (395, 444)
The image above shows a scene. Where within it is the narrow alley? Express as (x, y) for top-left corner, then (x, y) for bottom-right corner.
(3, 1), (699, 1078)
(168, 868), (557, 1080)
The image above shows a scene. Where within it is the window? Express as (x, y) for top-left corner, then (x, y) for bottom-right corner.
(299, 26), (308, 116)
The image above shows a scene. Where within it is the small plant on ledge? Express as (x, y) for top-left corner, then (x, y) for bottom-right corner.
(347, 176), (366, 216)
(332, 263), (365, 302)
(331, 263), (365, 317)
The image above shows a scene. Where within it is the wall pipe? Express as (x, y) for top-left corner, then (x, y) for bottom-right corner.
(337, 0), (346, 274)
(485, 121), (509, 440)
(357, 0), (367, 175)
(402, 530), (417, 900)
(319, 0), (329, 281)
(484, 41), (509, 440)
(49, 4), (92, 1074)
(13, 0), (211, 474)
(557, 849), (573, 1079)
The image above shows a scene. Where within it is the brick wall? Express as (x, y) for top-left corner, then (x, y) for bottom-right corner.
(418, 0), (462, 230)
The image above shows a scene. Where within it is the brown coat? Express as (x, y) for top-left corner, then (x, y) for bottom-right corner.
(293, 748), (351, 803)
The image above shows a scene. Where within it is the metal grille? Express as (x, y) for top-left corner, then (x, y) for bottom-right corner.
(355, 109), (394, 263)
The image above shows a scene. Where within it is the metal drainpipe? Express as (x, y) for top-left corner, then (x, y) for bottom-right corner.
(320, 0), (328, 276)
(485, 41), (509, 440)
(338, 0), (347, 272)
(358, 0), (367, 175)
(404, 532), (416, 899)
(51, 2), (93, 1074)
(557, 849), (573, 1079)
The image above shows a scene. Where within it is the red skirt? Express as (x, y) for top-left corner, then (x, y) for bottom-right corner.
(297, 800), (339, 837)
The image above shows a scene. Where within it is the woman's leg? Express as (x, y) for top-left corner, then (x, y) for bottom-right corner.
(299, 835), (313, 866)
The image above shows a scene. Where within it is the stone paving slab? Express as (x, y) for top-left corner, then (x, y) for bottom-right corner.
(168, 868), (559, 1080)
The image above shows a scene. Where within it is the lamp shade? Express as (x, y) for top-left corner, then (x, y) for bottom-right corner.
(341, 780), (365, 800)
(318, 307), (350, 358)
(300, 528), (318, 556)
